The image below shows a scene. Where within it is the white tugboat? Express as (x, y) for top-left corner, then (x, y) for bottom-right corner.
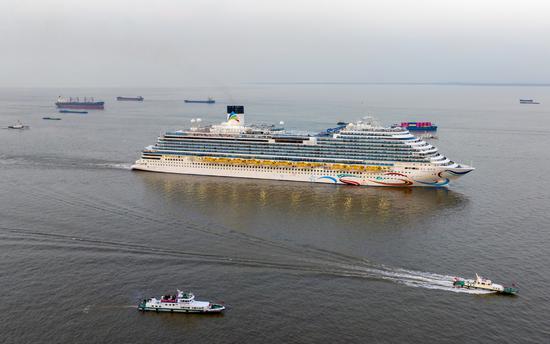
(453, 273), (518, 295)
(138, 290), (225, 313)
(6, 121), (29, 130)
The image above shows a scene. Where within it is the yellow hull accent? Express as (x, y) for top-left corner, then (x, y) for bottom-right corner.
(179, 156), (390, 172)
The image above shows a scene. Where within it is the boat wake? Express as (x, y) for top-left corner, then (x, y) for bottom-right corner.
(0, 183), (485, 296)
(0, 154), (132, 171)
(330, 263), (495, 294)
(82, 305), (137, 313)
(0, 185), (491, 296)
(95, 162), (133, 170)
(1, 226), (494, 295)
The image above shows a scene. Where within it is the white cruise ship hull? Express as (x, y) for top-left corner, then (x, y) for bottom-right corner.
(131, 158), (473, 187)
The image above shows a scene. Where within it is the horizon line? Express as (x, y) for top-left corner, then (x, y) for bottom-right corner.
(2, 81), (550, 88)
(247, 81), (550, 87)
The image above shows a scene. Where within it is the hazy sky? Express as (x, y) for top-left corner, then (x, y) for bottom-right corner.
(1, 0), (549, 87)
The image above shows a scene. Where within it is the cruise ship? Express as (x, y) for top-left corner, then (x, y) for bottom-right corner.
(132, 106), (473, 187)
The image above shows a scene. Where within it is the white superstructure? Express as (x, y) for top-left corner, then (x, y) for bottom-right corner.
(132, 106), (474, 187)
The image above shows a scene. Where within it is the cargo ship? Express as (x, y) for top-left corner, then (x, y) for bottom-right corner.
(55, 96), (104, 110)
(519, 99), (540, 104)
(59, 109), (88, 114)
(116, 96), (144, 101)
(184, 97), (215, 104)
(399, 122), (437, 131)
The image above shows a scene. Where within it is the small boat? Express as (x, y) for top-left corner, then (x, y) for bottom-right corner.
(59, 110), (88, 114)
(337, 121), (348, 126)
(7, 121), (29, 129)
(138, 290), (225, 313)
(116, 96), (144, 101)
(184, 97), (215, 104)
(43, 117), (61, 120)
(399, 122), (438, 131)
(519, 99), (540, 104)
(453, 273), (518, 295)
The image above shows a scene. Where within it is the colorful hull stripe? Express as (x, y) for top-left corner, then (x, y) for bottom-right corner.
(340, 178), (362, 186)
(368, 172), (413, 186)
(318, 176), (338, 183)
(370, 179), (413, 186)
(414, 178), (449, 186)
(444, 169), (472, 175)
(319, 171), (455, 187)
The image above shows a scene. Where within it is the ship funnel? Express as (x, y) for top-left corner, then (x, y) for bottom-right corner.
(226, 105), (245, 126)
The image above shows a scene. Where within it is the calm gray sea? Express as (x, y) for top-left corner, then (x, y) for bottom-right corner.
(1, 85), (549, 343)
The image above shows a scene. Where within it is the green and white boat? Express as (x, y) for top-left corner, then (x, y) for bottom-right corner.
(453, 273), (518, 295)
(138, 290), (225, 313)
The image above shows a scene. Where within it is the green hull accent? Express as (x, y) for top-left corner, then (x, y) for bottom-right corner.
(502, 287), (519, 295)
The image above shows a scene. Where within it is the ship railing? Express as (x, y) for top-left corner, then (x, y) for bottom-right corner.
(153, 145), (429, 159)
(153, 150), (407, 165)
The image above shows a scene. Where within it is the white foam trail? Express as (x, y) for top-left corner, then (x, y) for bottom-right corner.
(2, 225), (494, 295)
(96, 163), (133, 170)
(331, 263), (496, 294)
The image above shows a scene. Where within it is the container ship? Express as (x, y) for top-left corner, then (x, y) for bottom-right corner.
(117, 96), (144, 101)
(55, 96), (104, 110)
(399, 122), (437, 131)
(132, 106), (473, 187)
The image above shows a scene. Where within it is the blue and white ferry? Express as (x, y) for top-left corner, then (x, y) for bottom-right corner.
(138, 290), (225, 313)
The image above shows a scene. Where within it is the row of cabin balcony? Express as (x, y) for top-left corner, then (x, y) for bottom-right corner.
(162, 135), (418, 146)
(156, 141), (423, 152)
(157, 139), (424, 151)
(148, 149), (431, 163)
(154, 143), (425, 156)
